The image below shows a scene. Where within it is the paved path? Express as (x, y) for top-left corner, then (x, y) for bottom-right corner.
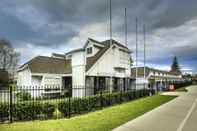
(113, 85), (197, 131)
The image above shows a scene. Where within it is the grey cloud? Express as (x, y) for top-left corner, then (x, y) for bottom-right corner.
(2, 0), (197, 44)
(1, 0), (197, 73)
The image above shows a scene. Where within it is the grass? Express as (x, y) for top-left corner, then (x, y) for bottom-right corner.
(0, 95), (176, 131)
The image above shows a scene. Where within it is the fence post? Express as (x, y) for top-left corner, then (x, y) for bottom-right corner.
(120, 89), (122, 103)
(100, 88), (103, 108)
(134, 83), (137, 99)
(68, 87), (71, 118)
(109, 91), (111, 106)
(9, 85), (13, 123)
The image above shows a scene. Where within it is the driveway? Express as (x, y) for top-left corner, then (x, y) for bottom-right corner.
(113, 85), (197, 131)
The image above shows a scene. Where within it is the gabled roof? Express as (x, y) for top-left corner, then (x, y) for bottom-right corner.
(83, 38), (105, 49)
(19, 56), (72, 74)
(70, 38), (131, 71)
(102, 39), (130, 51)
(86, 38), (131, 71)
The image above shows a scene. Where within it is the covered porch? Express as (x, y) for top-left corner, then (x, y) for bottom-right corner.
(85, 76), (134, 95)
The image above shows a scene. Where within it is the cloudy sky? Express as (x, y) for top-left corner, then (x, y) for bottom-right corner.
(0, 0), (197, 73)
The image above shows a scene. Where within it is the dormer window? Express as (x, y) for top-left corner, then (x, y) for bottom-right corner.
(87, 47), (92, 54)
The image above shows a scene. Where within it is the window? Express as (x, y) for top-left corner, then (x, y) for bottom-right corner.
(87, 47), (92, 54)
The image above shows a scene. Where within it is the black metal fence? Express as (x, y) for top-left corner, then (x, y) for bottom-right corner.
(0, 84), (154, 123)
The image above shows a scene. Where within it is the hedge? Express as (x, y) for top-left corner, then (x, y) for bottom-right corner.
(0, 89), (149, 122)
(16, 91), (32, 101)
(0, 103), (9, 121)
(58, 89), (149, 117)
(174, 82), (192, 89)
(11, 102), (55, 120)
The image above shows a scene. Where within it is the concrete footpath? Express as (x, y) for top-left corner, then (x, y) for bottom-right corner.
(113, 85), (197, 131)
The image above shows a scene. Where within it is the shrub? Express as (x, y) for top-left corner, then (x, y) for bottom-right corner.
(42, 103), (55, 118)
(86, 96), (99, 110)
(58, 100), (70, 117)
(16, 91), (31, 101)
(0, 103), (9, 120)
(110, 92), (121, 104)
(13, 102), (42, 120)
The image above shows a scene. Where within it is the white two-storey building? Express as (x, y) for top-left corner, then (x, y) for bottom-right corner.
(17, 38), (133, 97)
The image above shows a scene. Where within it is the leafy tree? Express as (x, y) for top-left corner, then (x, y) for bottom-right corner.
(0, 39), (20, 70)
(170, 56), (181, 74)
(0, 39), (20, 81)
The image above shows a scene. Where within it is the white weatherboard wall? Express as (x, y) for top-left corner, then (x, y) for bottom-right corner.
(87, 46), (131, 78)
(71, 51), (86, 97)
(17, 68), (32, 86)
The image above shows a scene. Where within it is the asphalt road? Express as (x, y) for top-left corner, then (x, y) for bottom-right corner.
(113, 85), (197, 131)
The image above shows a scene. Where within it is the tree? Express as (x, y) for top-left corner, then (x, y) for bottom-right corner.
(170, 56), (181, 75)
(130, 57), (134, 67)
(0, 39), (20, 78)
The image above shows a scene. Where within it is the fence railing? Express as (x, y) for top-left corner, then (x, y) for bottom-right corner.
(0, 81), (192, 123)
(0, 84), (154, 123)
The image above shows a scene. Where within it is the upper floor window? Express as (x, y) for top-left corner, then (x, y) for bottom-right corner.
(87, 47), (93, 54)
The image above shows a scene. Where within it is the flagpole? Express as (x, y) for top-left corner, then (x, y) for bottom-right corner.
(143, 24), (146, 89)
(109, 0), (113, 93)
(135, 17), (138, 90)
(110, 0), (112, 46)
(125, 8), (127, 46)
(124, 8), (128, 90)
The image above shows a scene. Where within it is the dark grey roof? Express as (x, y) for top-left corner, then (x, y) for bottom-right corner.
(102, 39), (129, 50)
(19, 56), (72, 74)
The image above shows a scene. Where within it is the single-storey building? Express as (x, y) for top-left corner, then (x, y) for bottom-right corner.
(17, 38), (133, 97)
(131, 67), (183, 91)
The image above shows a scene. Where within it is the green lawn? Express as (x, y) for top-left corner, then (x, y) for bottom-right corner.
(0, 95), (176, 131)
